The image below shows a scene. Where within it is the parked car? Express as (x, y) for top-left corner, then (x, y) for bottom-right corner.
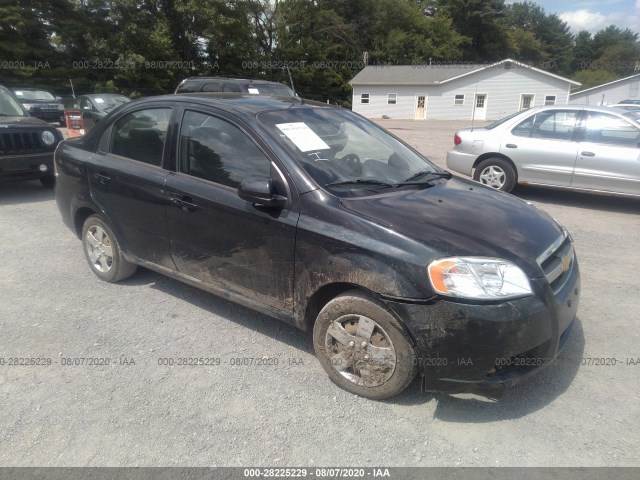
(75, 94), (130, 129)
(616, 99), (640, 105)
(175, 76), (295, 96)
(0, 85), (62, 187)
(447, 105), (640, 196)
(12, 88), (65, 126)
(55, 94), (579, 399)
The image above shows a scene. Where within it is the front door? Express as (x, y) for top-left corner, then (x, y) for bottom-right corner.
(572, 111), (640, 195)
(88, 106), (174, 268)
(415, 95), (426, 120)
(164, 109), (298, 313)
(473, 94), (487, 120)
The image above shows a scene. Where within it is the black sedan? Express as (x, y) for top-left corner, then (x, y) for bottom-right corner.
(54, 93), (580, 399)
(75, 93), (130, 129)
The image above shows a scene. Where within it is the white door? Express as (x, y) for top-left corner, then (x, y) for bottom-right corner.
(415, 95), (427, 120)
(473, 94), (487, 121)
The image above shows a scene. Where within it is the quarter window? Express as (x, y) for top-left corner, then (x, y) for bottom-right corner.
(110, 108), (171, 166)
(583, 112), (640, 148)
(360, 93), (370, 104)
(544, 95), (556, 106)
(512, 110), (579, 141)
(387, 93), (397, 105)
(178, 110), (271, 188)
(454, 94), (464, 105)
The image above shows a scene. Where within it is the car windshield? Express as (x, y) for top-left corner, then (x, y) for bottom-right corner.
(484, 110), (525, 130)
(93, 95), (130, 111)
(13, 90), (56, 100)
(258, 107), (441, 197)
(0, 88), (28, 116)
(248, 84), (295, 96)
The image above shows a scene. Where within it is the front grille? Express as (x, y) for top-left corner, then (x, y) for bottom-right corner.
(39, 104), (61, 112)
(537, 232), (575, 292)
(0, 131), (47, 155)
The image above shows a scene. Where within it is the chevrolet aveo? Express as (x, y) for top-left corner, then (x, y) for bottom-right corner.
(55, 94), (580, 399)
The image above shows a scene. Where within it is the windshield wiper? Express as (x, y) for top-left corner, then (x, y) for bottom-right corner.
(396, 170), (452, 186)
(325, 179), (394, 188)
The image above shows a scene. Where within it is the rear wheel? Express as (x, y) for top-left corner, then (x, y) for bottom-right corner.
(313, 290), (418, 399)
(473, 157), (516, 192)
(82, 215), (137, 282)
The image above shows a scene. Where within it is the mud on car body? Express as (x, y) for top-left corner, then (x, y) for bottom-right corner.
(0, 85), (62, 188)
(54, 93), (580, 399)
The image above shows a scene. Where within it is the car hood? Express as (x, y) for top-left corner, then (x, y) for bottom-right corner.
(0, 116), (52, 127)
(340, 177), (563, 275)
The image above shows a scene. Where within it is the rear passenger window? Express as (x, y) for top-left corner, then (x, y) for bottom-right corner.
(222, 83), (243, 93)
(201, 82), (221, 92)
(110, 108), (171, 166)
(512, 110), (578, 141)
(178, 110), (271, 188)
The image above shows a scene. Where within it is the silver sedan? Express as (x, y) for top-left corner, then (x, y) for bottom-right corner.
(446, 105), (640, 197)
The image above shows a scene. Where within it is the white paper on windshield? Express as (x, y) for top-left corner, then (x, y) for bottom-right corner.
(276, 122), (330, 152)
(15, 91), (23, 96)
(248, 88), (260, 94)
(94, 98), (104, 103)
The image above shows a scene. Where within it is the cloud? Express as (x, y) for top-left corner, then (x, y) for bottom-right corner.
(559, 3), (640, 34)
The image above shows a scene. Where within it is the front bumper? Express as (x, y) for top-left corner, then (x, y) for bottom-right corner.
(383, 259), (580, 397)
(446, 149), (477, 176)
(0, 152), (54, 181)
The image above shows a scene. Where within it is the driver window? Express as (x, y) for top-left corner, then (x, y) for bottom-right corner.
(178, 110), (271, 187)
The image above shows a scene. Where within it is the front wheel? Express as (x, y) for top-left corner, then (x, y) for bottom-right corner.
(82, 214), (137, 283)
(40, 175), (55, 189)
(473, 157), (516, 192)
(313, 291), (418, 399)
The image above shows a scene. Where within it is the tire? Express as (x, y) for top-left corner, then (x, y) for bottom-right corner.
(40, 175), (55, 189)
(473, 157), (516, 192)
(313, 290), (418, 399)
(81, 214), (137, 283)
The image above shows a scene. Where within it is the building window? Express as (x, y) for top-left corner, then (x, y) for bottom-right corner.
(387, 93), (397, 105)
(454, 94), (464, 105)
(521, 94), (534, 110)
(360, 93), (370, 104)
(544, 95), (556, 106)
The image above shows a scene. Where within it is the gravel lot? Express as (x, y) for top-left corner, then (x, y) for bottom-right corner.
(1, 120), (639, 467)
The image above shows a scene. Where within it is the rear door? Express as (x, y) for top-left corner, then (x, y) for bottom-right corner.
(164, 108), (298, 313)
(503, 109), (580, 187)
(572, 111), (640, 195)
(88, 106), (175, 268)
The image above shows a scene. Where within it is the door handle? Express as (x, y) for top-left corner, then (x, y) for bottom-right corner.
(505, 143), (518, 149)
(580, 151), (595, 157)
(170, 195), (198, 213)
(93, 172), (111, 185)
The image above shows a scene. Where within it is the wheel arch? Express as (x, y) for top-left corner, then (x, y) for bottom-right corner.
(302, 283), (375, 332)
(73, 207), (99, 238)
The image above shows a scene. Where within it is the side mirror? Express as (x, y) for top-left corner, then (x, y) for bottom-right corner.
(237, 176), (287, 208)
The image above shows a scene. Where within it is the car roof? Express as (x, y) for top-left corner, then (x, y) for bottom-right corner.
(131, 93), (333, 117)
(179, 77), (288, 85)
(525, 105), (637, 114)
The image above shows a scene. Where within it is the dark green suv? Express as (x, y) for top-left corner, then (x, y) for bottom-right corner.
(0, 86), (63, 188)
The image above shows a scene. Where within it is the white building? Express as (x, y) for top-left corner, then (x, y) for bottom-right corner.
(350, 59), (580, 121)
(569, 73), (640, 105)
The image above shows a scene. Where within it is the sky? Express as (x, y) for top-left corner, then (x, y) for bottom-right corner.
(522, 0), (640, 34)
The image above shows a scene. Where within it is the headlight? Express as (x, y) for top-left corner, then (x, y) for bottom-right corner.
(41, 130), (56, 145)
(22, 103), (35, 110)
(428, 257), (532, 300)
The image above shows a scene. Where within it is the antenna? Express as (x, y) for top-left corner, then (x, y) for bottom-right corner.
(69, 78), (75, 99)
(284, 65), (295, 95)
(471, 72), (479, 131)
